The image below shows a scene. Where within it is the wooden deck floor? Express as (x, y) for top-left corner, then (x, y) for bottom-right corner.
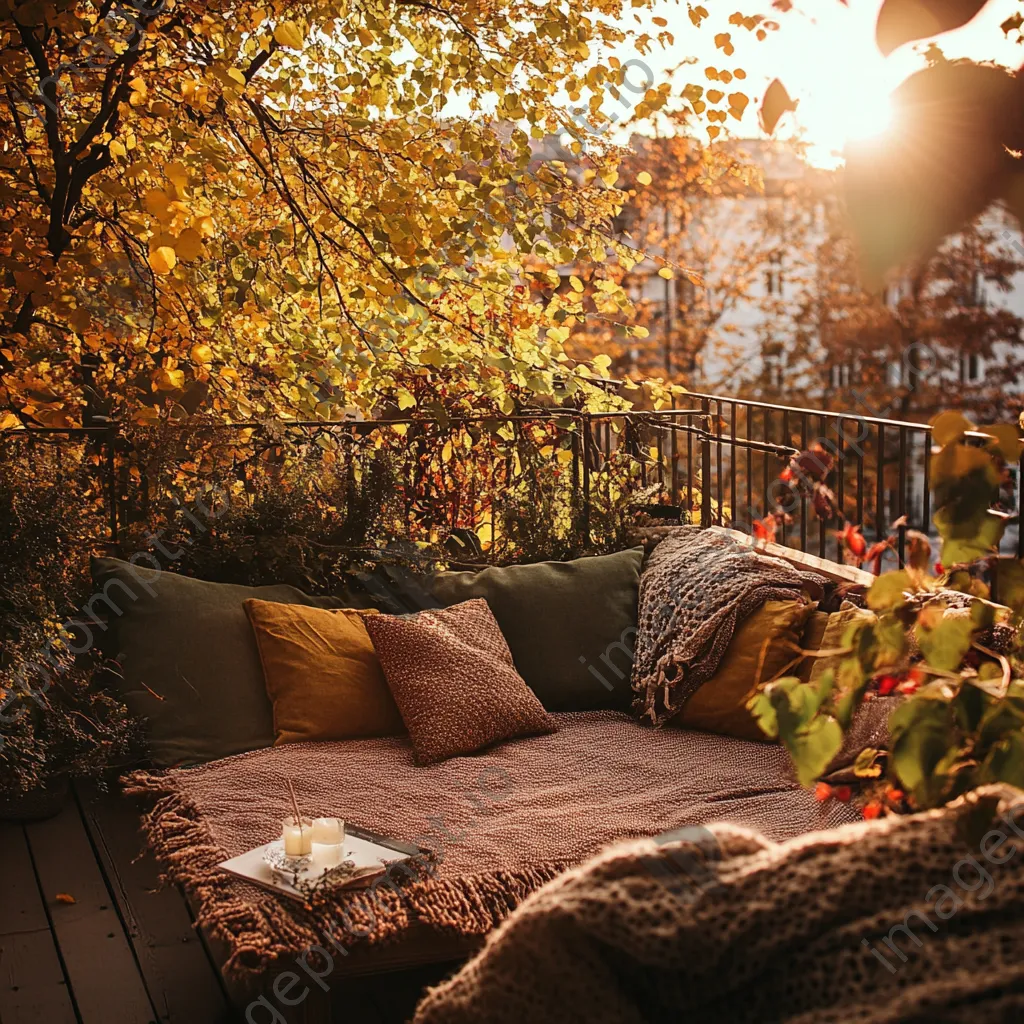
(0, 785), (450, 1024)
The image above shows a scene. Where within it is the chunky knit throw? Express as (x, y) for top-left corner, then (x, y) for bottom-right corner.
(126, 712), (857, 978)
(633, 527), (826, 725)
(414, 784), (1024, 1024)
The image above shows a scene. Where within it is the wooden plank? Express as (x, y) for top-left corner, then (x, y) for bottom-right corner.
(75, 784), (232, 1024)
(0, 822), (77, 1024)
(709, 525), (877, 587)
(364, 963), (452, 1023)
(25, 800), (157, 1024)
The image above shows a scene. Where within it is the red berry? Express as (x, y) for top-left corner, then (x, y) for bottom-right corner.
(877, 675), (902, 696)
(814, 782), (832, 802)
(863, 802), (883, 820)
(834, 785), (853, 803)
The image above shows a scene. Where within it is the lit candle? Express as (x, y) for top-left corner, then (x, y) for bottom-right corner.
(282, 816), (312, 857)
(311, 817), (345, 846)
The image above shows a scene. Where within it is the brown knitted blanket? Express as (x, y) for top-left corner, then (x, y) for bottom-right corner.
(126, 712), (857, 978)
(414, 784), (1024, 1024)
(633, 527), (827, 725)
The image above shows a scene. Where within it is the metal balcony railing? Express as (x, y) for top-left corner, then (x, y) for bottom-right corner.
(1, 393), (1018, 568)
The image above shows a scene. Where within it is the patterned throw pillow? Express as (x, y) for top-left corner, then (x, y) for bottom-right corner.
(363, 599), (558, 764)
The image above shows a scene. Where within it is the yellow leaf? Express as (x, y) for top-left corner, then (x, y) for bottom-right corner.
(636, 170), (652, 186)
(931, 410), (974, 446)
(144, 188), (171, 217)
(149, 246), (176, 275)
(133, 407), (161, 426)
(54, 893), (76, 905)
(174, 228), (203, 262)
(191, 343), (213, 365)
(396, 388), (416, 411)
(165, 161), (189, 187)
(760, 78), (798, 135)
(109, 140), (126, 159)
(0, 412), (21, 430)
(274, 20), (304, 49)
(658, 267), (674, 280)
(155, 367), (185, 391)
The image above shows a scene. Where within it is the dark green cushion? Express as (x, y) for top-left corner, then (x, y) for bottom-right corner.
(430, 548), (643, 712)
(89, 557), (356, 766)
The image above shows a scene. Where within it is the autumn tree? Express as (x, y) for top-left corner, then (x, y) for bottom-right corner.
(560, 113), (806, 385)
(781, 197), (1024, 421)
(0, 0), (700, 429)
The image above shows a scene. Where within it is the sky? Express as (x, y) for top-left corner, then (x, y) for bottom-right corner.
(620, 0), (1024, 166)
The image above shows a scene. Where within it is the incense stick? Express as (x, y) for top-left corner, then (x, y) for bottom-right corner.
(286, 778), (304, 832)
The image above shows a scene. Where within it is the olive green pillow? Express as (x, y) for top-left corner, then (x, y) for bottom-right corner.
(89, 557), (361, 766)
(430, 548), (643, 712)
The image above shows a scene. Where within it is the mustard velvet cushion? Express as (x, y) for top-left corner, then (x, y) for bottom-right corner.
(244, 599), (404, 745)
(671, 599), (814, 743)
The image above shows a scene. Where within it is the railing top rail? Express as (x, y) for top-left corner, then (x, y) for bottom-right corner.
(682, 392), (934, 433)
(0, 407), (711, 437)
(0, 394), (935, 437)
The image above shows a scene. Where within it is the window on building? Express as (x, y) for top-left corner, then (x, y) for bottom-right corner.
(960, 352), (983, 383)
(765, 251), (783, 296)
(828, 363), (854, 388)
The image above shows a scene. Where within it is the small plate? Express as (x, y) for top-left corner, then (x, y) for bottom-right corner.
(263, 840), (313, 875)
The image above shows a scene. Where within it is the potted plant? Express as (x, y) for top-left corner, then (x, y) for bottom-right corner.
(0, 442), (142, 819)
(751, 411), (1024, 820)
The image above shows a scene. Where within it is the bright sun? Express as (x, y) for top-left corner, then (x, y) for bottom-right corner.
(839, 88), (895, 146)
(794, 73), (899, 166)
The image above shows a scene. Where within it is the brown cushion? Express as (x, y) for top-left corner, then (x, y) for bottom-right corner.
(671, 599), (813, 742)
(363, 599), (557, 764)
(244, 600), (404, 746)
(803, 602), (876, 686)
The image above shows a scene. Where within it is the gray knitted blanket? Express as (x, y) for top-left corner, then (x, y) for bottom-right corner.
(632, 527), (826, 726)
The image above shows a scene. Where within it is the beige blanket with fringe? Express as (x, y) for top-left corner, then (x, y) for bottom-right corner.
(414, 784), (1024, 1024)
(127, 711), (858, 978)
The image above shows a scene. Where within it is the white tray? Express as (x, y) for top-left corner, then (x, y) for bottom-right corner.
(217, 824), (422, 902)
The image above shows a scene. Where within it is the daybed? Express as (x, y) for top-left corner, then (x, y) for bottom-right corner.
(91, 527), (885, 1022)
